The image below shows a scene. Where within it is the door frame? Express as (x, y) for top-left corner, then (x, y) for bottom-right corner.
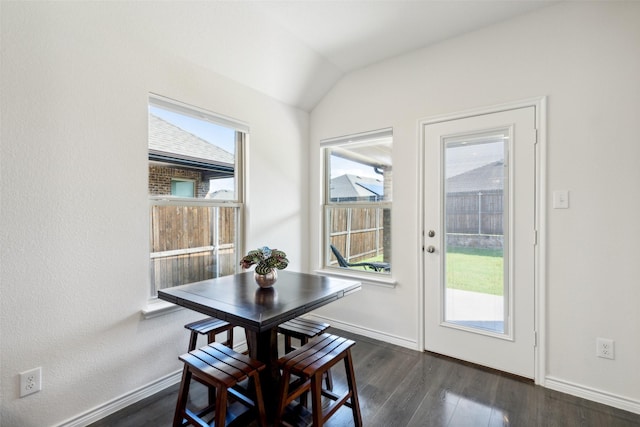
(417, 97), (547, 385)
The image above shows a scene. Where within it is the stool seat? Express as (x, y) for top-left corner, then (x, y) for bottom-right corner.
(275, 333), (362, 427)
(277, 318), (330, 353)
(173, 342), (267, 427)
(185, 317), (234, 351)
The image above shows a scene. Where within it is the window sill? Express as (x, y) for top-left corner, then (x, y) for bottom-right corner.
(141, 298), (184, 319)
(314, 268), (397, 288)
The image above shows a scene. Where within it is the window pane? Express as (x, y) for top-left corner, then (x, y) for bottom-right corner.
(323, 130), (392, 275)
(171, 179), (195, 197)
(443, 130), (508, 334)
(149, 105), (237, 200)
(327, 142), (392, 203)
(149, 205), (238, 295)
(326, 207), (391, 272)
(148, 96), (244, 296)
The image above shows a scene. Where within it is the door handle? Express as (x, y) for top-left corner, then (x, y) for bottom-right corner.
(426, 245), (436, 253)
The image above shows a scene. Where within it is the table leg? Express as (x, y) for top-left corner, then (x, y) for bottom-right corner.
(245, 327), (280, 418)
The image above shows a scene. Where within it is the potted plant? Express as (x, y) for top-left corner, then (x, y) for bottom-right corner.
(240, 246), (289, 287)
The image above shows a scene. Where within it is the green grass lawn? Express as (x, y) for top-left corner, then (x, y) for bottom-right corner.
(351, 254), (386, 272)
(446, 247), (504, 296)
(360, 248), (503, 296)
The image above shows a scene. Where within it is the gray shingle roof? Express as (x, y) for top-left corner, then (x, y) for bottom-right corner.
(148, 114), (234, 166)
(446, 161), (504, 193)
(330, 174), (383, 200)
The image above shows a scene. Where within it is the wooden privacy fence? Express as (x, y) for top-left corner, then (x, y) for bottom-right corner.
(446, 190), (503, 235)
(150, 205), (237, 294)
(329, 207), (386, 264)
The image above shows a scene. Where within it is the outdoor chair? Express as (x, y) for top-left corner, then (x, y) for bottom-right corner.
(330, 244), (390, 272)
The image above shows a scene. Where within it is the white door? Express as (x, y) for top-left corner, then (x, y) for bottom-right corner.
(423, 106), (537, 378)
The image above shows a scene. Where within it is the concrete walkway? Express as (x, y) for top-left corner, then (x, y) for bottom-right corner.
(445, 288), (504, 321)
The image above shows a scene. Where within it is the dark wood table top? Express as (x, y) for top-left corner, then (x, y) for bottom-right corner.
(157, 270), (361, 332)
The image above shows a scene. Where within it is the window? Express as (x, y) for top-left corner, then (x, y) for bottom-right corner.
(171, 179), (195, 197)
(148, 95), (246, 297)
(322, 128), (392, 274)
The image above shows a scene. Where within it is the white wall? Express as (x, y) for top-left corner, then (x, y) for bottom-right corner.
(310, 1), (640, 411)
(0, 2), (308, 426)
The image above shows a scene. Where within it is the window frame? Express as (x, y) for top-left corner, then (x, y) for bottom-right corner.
(147, 94), (247, 301)
(320, 128), (393, 283)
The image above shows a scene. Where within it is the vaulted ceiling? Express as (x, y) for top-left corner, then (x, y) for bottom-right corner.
(120, 1), (557, 111)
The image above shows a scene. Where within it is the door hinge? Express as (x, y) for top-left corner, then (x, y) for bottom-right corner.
(533, 128), (538, 145)
(534, 331), (538, 347)
(533, 230), (538, 245)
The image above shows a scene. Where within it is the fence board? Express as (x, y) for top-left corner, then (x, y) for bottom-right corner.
(329, 207), (385, 264)
(446, 190), (503, 235)
(150, 205), (237, 293)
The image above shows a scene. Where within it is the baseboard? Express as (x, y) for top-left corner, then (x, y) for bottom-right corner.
(56, 340), (249, 426)
(304, 313), (419, 350)
(55, 370), (182, 427)
(545, 376), (640, 415)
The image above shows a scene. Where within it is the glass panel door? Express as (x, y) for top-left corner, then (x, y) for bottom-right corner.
(443, 130), (509, 336)
(423, 105), (537, 379)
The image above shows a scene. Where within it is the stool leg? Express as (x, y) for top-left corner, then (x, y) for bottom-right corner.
(226, 328), (234, 349)
(207, 331), (216, 344)
(187, 331), (199, 352)
(310, 373), (324, 427)
(324, 370), (333, 391)
(214, 384), (228, 427)
(344, 350), (363, 427)
(244, 329), (253, 355)
(284, 335), (293, 353)
(173, 366), (192, 427)
(250, 372), (267, 427)
(298, 336), (311, 407)
(275, 370), (292, 427)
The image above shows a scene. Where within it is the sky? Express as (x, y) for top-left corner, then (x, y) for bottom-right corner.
(330, 155), (380, 180)
(445, 140), (504, 178)
(149, 105), (236, 154)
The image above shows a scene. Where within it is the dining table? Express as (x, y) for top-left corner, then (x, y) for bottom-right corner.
(157, 270), (361, 417)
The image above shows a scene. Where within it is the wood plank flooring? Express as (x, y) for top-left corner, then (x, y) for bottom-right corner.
(89, 328), (640, 427)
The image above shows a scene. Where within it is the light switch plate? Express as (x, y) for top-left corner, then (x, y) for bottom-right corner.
(553, 190), (569, 209)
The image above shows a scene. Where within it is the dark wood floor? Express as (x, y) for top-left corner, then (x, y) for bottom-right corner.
(89, 328), (640, 426)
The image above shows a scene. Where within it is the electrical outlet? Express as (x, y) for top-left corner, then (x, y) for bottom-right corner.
(596, 338), (615, 360)
(19, 367), (42, 397)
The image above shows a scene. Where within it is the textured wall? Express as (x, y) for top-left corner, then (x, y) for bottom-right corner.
(310, 0), (640, 410)
(0, 2), (308, 425)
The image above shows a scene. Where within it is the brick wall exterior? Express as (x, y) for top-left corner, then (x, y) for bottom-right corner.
(148, 165), (210, 197)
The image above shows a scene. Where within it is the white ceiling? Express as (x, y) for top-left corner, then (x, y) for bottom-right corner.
(121, 1), (557, 111)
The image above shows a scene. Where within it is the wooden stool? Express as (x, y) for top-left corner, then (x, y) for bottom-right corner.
(173, 342), (267, 427)
(275, 333), (362, 427)
(185, 317), (234, 351)
(278, 318), (330, 353)
(278, 318), (333, 391)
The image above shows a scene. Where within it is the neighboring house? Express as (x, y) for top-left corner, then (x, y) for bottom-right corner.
(329, 174), (384, 202)
(148, 114), (234, 198)
(446, 160), (504, 193)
